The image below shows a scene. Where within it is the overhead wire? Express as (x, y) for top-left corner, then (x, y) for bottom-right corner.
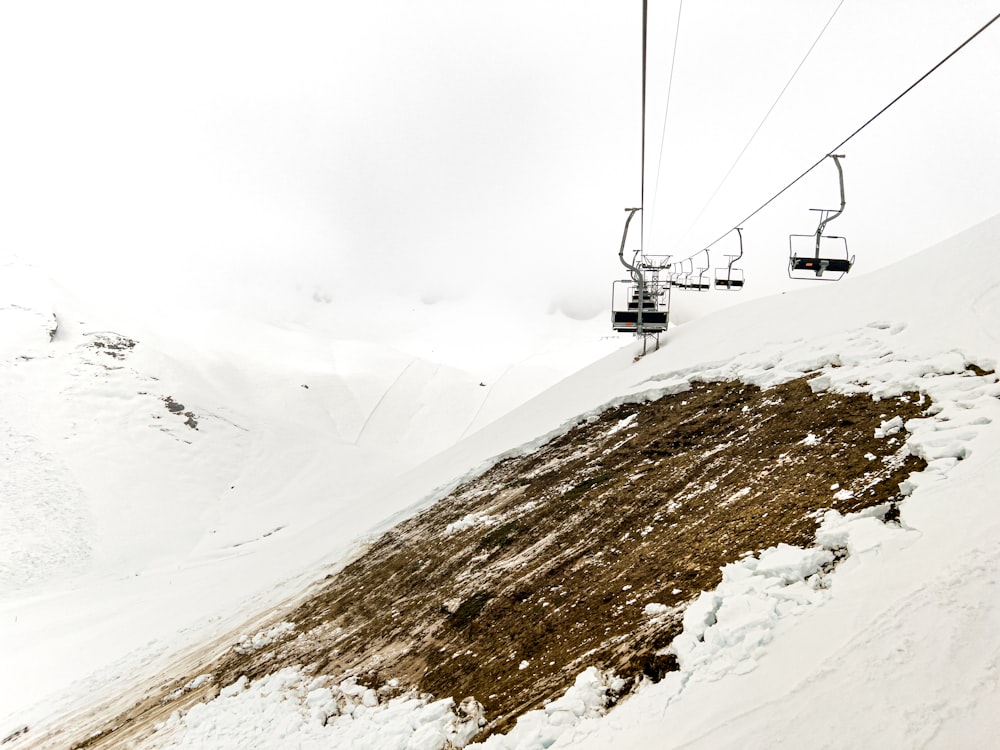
(647, 0), (684, 252)
(675, 0), (845, 248)
(640, 0), (648, 253)
(691, 7), (1000, 258)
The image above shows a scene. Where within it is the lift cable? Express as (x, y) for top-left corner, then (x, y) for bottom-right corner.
(648, 0), (685, 251)
(675, 0), (845, 248)
(640, 0), (648, 253)
(682, 7), (1000, 262)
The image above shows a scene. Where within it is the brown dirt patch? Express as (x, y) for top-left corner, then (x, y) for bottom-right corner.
(63, 376), (928, 747)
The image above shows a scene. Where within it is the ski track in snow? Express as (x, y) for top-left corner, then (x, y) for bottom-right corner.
(352, 359), (419, 445)
(458, 361), (515, 442)
(970, 279), (1000, 344)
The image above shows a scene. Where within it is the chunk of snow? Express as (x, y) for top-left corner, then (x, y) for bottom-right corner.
(605, 413), (638, 436)
(445, 513), (496, 535)
(233, 622), (295, 655)
(468, 667), (624, 748)
(875, 416), (904, 438)
(671, 543), (834, 683)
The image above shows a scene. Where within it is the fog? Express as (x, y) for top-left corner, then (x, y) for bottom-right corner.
(2, 1), (998, 337)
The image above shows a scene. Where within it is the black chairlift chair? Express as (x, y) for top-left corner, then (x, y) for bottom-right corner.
(611, 208), (669, 334)
(611, 279), (668, 333)
(789, 154), (856, 280)
(715, 227), (745, 290)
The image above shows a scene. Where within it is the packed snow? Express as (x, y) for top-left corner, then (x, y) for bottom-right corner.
(145, 664), (627, 750)
(4, 211), (1000, 748)
(150, 667), (486, 750)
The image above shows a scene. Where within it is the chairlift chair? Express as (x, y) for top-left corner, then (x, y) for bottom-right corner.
(715, 259), (745, 290)
(715, 227), (746, 290)
(789, 154), (856, 280)
(611, 207), (670, 335)
(611, 279), (668, 333)
(670, 258), (691, 289)
(672, 259), (692, 290)
(675, 251), (711, 292)
(690, 249), (711, 291)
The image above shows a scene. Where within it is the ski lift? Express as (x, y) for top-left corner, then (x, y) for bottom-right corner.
(789, 154), (855, 280)
(611, 208), (671, 337)
(675, 250), (711, 292)
(715, 227), (745, 290)
(670, 258), (691, 289)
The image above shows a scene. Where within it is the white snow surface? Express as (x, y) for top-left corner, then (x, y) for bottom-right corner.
(149, 667), (486, 750)
(0, 264), (620, 735)
(5, 211), (1000, 747)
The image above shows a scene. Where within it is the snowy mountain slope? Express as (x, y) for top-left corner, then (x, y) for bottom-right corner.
(0, 263), (621, 733)
(5, 211), (1000, 748)
(121, 375), (926, 744)
(77, 210), (1000, 749)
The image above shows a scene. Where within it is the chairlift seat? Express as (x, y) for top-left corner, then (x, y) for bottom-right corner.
(788, 231), (853, 280)
(714, 277), (744, 289)
(790, 256), (853, 275)
(612, 310), (668, 332)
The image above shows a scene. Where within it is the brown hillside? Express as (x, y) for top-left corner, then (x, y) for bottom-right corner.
(70, 376), (927, 748)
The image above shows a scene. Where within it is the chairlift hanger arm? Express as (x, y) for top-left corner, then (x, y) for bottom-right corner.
(619, 208), (643, 281)
(815, 154), (846, 241)
(618, 208), (642, 273)
(732, 227), (744, 264)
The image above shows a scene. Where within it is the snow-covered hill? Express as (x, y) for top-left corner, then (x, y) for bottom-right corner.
(0, 265), (621, 736)
(4, 210), (1000, 748)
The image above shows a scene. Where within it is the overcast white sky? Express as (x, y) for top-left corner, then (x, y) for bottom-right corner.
(2, 1), (998, 329)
